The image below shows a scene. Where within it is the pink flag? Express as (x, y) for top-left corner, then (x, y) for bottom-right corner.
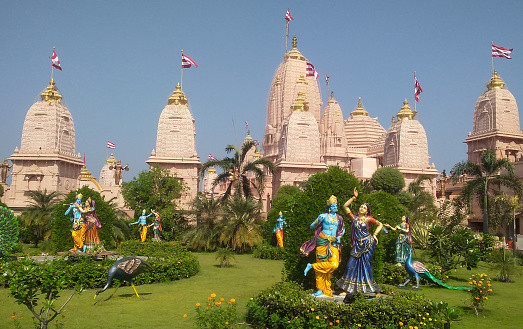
(182, 53), (198, 68)
(306, 62), (319, 79)
(254, 140), (259, 146)
(208, 153), (215, 160)
(492, 44), (513, 59)
(83, 153), (86, 164)
(245, 121), (249, 129)
(325, 74), (330, 85)
(107, 141), (116, 149)
(285, 9), (293, 21)
(50, 49), (62, 71)
(414, 72), (423, 102)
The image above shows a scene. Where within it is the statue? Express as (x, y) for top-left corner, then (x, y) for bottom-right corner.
(384, 215), (411, 265)
(336, 188), (383, 302)
(129, 209), (153, 242)
(83, 198), (104, 251)
(147, 209), (162, 241)
(64, 193), (87, 252)
(109, 159), (129, 185)
(1, 158), (12, 184)
(301, 195), (345, 297)
(272, 211), (287, 247)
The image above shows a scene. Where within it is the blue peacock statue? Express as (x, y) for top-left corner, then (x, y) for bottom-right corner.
(400, 247), (468, 290)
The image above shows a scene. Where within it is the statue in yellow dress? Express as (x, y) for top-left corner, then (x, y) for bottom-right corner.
(129, 209), (153, 242)
(65, 194), (87, 252)
(272, 211), (287, 248)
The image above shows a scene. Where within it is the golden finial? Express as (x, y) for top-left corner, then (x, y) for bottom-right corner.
(351, 97), (369, 116)
(296, 74), (308, 85)
(292, 35), (297, 48)
(168, 82), (188, 105)
(331, 91), (334, 99)
(106, 153), (117, 165)
(487, 71), (505, 90)
(327, 195), (338, 206)
(40, 78), (62, 103)
(291, 91), (309, 112)
(208, 166), (216, 174)
(396, 99), (417, 120)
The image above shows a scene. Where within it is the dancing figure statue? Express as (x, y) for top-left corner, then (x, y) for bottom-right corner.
(384, 215), (411, 265)
(336, 188), (383, 302)
(147, 209), (162, 241)
(65, 193), (87, 252)
(272, 211), (287, 248)
(109, 159), (129, 185)
(301, 195), (345, 297)
(83, 198), (104, 251)
(1, 158), (12, 184)
(129, 209), (153, 242)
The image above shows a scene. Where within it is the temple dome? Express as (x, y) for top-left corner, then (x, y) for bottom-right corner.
(472, 71), (520, 134)
(20, 79), (75, 155)
(154, 83), (198, 157)
(263, 35), (322, 159)
(383, 100), (430, 168)
(279, 92), (321, 163)
(344, 98), (386, 149)
(99, 153), (117, 187)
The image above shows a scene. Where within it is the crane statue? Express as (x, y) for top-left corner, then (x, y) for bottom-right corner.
(400, 247), (468, 291)
(94, 257), (153, 300)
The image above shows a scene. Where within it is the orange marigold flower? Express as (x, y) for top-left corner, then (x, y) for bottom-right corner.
(183, 314), (187, 318)
(11, 316), (15, 319)
(210, 293), (216, 298)
(329, 322), (333, 326)
(316, 316), (320, 319)
(409, 326), (414, 329)
(225, 322), (228, 325)
(230, 298), (235, 303)
(20, 317), (23, 320)
(220, 298), (224, 301)
(336, 320), (340, 323)
(215, 302), (221, 306)
(62, 315), (65, 318)
(196, 303), (200, 307)
(399, 321), (404, 326)
(208, 297), (212, 300)
(484, 297), (488, 300)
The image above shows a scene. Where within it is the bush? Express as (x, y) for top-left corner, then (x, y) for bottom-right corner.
(194, 293), (239, 328)
(370, 167), (405, 195)
(253, 243), (285, 260)
(246, 281), (440, 328)
(116, 240), (189, 257)
(0, 206), (19, 257)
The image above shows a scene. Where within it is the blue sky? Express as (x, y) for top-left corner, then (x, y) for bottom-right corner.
(1, 1), (522, 183)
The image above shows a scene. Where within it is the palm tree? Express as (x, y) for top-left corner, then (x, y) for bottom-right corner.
(22, 189), (61, 247)
(200, 140), (274, 200)
(219, 196), (264, 253)
(451, 149), (523, 234)
(183, 192), (222, 251)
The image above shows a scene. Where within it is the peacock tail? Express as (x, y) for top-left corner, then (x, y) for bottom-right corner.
(423, 271), (469, 291)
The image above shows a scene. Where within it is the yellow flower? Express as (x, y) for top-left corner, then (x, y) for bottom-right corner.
(220, 298), (224, 301)
(250, 298), (253, 300)
(210, 293), (216, 298)
(225, 322), (228, 325)
(196, 303), (200, 307)
(399, 321), (403, 326)
(311, 308), (315, 311)
(288, 321), (291, 323)
(183, 314), (187, 318)
(230, 298), (236, 303)
(316, 316), (320, 319)
(215, 302), (221, 306)
(429, 318), (432, 321)
(425, 312), (429, 316)
(358, 325), (361, 327)
(409, 326), (413, 329)
(324, 316), (328, 319)
(484, 297), (488, 300)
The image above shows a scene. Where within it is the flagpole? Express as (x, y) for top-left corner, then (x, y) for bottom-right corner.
(414, 71), (416, 113)
(181, 50), (184, 90)
(286, 21), (289, 53)
(51, 46), (55, 81)
(491, 41), (495, 74)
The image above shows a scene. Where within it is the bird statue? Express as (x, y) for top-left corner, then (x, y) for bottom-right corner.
(400, 247), (468, 291)
(94, 257), (153, 299)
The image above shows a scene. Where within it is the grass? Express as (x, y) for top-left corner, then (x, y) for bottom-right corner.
(0, 252), (284, 329)
(1, 249), (522, 328)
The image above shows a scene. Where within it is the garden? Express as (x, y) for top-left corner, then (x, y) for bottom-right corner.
(0, 156), (522, 328)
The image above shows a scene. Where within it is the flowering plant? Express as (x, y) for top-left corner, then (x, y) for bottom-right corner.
(468, 273), (493, 315)
(194, 293), (238, 328)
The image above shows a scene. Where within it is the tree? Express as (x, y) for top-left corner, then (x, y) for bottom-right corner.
(21, 189), (61, 247)
(0, 206), (19, 257)
(183, 192), (222, 251)
(200, 140), (275, 200)
(121, 165), (186, 239)
(370, 167), (405, 194)
(219, 196), (264, 253)
(451, 148), (523, 234)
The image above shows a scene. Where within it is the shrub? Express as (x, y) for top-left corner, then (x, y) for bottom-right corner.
(246, 281), (438, 328)
(194, 293), (239, 328)
(0, 206), (19, 257)
(467, 273), (493, 315)
(370, 167), (405, 195)
(253, 243), (285, 260)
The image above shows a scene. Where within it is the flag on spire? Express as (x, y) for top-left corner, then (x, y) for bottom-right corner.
(182, 53), (198, 68)
(50, 48), (62, 71)
(245, 121), (249, 129)
(414, 72), (423, 102)
(107, 141), (116, 149)
(306, 62), (319, 79)
(208, 153), (215, 160)
(325, 74), (330, 85)
(492, 44), (513, 59)
(285, 9), (293, 21)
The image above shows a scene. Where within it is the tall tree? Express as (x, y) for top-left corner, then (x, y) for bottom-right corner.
(183, 192), (222, 251)
(21, 189), (61, 247)
(200, 140), (274, 200)
(451, 148), (523, 234)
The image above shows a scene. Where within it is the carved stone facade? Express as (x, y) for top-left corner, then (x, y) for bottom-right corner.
(5, 79), (84, 213)
(146, 83), (201, 207)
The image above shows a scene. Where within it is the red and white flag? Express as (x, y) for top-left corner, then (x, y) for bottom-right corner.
(254, 140), (259, 146)
(414, 72), (423, 102)
(325, 74), (330, 85)
(492, 44), (513, 59)
(285, 9), (293, 21)
(107, 141), (116, 149)
(208, 153), (215, 160)
(181, 53), (198, 68)
(306, 62), (319, 79)
(50, 49), (62, 71)
(245, 121), (249, 129)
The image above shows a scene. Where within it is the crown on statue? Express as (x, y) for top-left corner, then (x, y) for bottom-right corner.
(76, 193), (83, 199)
(327, 195), (337, 206)
(279, 211), (282, 216)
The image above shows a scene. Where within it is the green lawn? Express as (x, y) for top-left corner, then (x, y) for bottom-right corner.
(1, 251), (522, 328)
(0, 253), (284, 329)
